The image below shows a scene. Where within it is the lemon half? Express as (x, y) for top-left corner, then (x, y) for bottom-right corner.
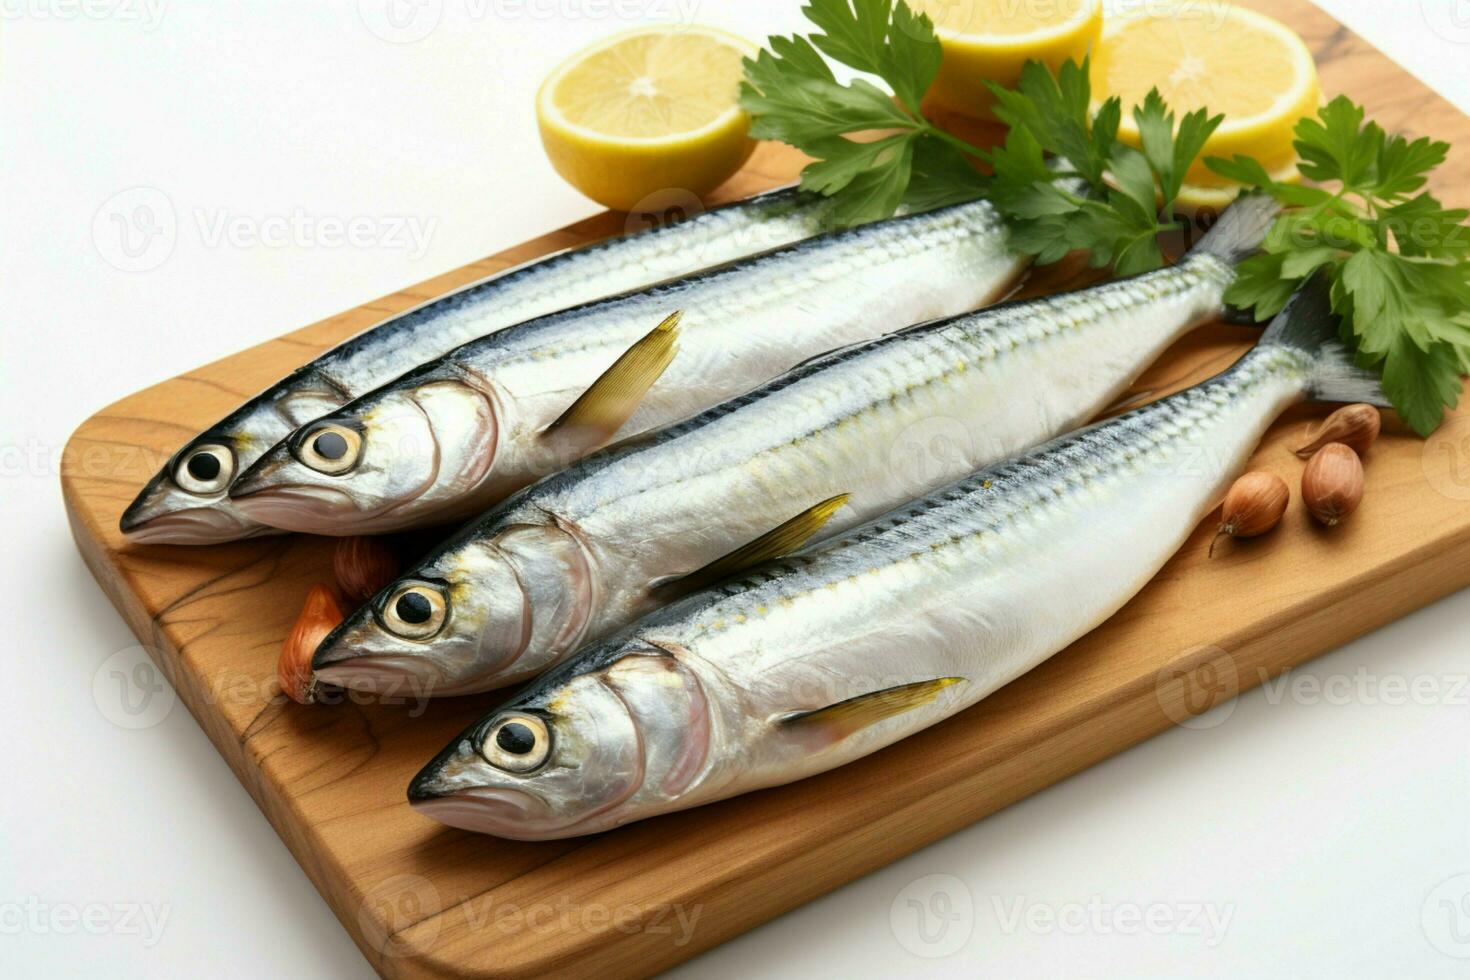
(915, 0), (1104, 120)
(1092, 3), (1319, 204)
(536, 27), (757, 212)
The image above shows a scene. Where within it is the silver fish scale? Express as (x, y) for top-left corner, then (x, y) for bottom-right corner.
(973, 253), (1230, 356)
(655, 343), (1309, 645)
(525, 249), (1233, 524)
(441, 200), (1009, 373)
(313, 187), (832, 384)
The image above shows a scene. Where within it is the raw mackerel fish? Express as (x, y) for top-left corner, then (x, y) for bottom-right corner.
(312, 196), (1277, 696)
(228, 197), (1025, 535)
(122, 186), (841, 544)
(408, 277), (1384, 839)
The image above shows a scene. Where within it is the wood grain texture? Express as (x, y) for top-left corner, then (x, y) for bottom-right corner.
(61, 4), (1470, 977)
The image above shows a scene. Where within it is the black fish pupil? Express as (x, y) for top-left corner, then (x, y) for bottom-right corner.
(496, 722), (536, 755)
(313, 430), (349, 460)
(395, 591), (433, 624)
(186, 452), (221, 481)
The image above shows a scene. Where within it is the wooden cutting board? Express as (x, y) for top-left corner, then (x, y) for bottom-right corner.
(62, 3), (1470, 977)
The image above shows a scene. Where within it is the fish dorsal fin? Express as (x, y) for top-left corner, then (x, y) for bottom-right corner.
(542, 309), (682, 444)
(777, 678), (965, 746)
(653, 493), (851, 596)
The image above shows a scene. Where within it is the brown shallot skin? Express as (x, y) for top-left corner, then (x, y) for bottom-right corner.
(1211, 471), (1289, 556)
(1293, 403), (1380, 458)
(1302, 443), (1365, 526)
(278, 585), (344, 705)
(334, 536), (401, 604)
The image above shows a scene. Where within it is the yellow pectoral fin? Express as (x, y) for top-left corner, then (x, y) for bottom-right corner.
(777, 677), (965, 746)
(653, 493), (851, 597)
(542, 309), (682, 446)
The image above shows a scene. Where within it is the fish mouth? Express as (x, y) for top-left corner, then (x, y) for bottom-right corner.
(119, 493), (278, 545)
(312, 649), (446, 700)
(407, 786), (547, 837)
(229, 482), (360, 533)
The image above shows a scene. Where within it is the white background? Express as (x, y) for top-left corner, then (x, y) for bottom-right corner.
(3, 0), (1469, 976)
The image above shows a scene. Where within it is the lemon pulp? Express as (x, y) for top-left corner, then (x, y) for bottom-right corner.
(1092, 3), (1319, 198)
(537, 27), (756, 211)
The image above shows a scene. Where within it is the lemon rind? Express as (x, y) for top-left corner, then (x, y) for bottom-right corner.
(536, 25), (756, 149)
(925, 0), (1102, 50)
(1100, 5), (1318, 142)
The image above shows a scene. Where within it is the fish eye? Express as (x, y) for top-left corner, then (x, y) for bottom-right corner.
(173, 443), (236, 494)
(381, 583), (447, 639)
(481, 713), (550, 773)
(297, 423), (362, 475)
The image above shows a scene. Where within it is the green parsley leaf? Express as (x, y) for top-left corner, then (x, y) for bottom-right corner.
(741, 39), (912, 145)
(989, 59), (1105, 187)
(1132, 90), (1223, 211)
(1371, 133), (1450, 199)
(1214, 94), (1470, 434)
(903, 137), (991, 212)
(1380, 334), (1463, 437)
(1294, 95), (1382, 187)
(740, 0), (983, 229)
(1227, 253), (1300, 319)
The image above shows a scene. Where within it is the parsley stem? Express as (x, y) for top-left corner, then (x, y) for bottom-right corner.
(919, 124), (992, 163)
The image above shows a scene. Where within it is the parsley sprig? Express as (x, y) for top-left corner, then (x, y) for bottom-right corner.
(1207, 97), (1470, 434)
(740, 0), (1470, 433)
(984, 62), (1221, 273)
(741, 0), (1219, 270)
(739, 0), (989, 225)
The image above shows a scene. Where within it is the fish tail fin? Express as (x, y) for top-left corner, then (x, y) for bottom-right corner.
(1261, 273), (1389, 407)
(1186, 192), (1280, 266)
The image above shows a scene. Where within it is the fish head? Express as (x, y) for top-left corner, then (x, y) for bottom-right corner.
(228, 373), (500, 535)
(120, 373), (356, 544)
(408, 643), (713, 840)
(313, 519), (595, 697)
(311, 534), (533, 699)
(118, 391), (311, 545)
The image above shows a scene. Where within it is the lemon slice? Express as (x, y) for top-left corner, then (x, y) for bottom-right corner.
(536, 27), (757, 212)
(913, 0), (1103, 120)
(1092, 3), (1319, 197)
